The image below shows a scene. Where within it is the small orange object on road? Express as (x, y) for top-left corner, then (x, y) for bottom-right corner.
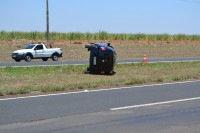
(143, 52), (148, 64)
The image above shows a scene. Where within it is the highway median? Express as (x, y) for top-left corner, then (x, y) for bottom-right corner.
(0, 62), (200, 96)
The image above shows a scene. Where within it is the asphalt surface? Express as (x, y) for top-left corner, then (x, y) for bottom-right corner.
(0, 80), (200, 133)
(1, 57), (200, 67)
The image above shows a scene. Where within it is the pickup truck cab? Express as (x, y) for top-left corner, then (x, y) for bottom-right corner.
(12, 43), (62, 62)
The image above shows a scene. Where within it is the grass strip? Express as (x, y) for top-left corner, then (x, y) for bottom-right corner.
(0, 62), (200, 96)
(1, 31), (200, 41)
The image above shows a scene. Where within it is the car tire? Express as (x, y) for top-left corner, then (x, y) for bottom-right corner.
(42, 58), (48, 61)
(24, 54), (32, 62)
(52, 54), (58, 61)
(15, 59), (21, 62)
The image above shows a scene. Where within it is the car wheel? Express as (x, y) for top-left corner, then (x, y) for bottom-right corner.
(24, 55), (32, 62)
(15, 59), (21, 62)
(42, 58), (48, 61)
(52, 54), (58, 61)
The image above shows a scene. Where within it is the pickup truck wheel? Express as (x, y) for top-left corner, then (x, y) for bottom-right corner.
(52, 54), (58, 61)
(24, 55), (32, 62)
(42, 58), (48, 61)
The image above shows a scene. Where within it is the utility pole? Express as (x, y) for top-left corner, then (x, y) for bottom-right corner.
(46, 0), (52, 48)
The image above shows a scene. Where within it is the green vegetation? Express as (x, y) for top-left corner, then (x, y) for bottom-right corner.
(1, 62), (200, 96)
(1, 31), (200, 41)
(1, 31), (200, 96)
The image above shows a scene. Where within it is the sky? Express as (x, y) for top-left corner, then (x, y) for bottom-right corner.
(0, 0), (200, 34)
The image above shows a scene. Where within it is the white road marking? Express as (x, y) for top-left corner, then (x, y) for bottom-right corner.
(110, 97), (200, 111)
(149, 60), (200, 63)
(0, 80), (200, 101)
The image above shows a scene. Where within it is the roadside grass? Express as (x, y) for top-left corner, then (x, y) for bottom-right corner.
(0, 62), (200, 96)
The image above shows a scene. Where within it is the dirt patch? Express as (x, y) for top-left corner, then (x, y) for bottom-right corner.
(1, 40), (200, 62)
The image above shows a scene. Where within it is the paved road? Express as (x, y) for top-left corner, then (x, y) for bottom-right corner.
(1, 80), (200, 133)
(1, 57), (200, 67)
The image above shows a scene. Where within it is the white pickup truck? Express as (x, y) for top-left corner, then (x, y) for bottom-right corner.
(12, 43), (62, 62)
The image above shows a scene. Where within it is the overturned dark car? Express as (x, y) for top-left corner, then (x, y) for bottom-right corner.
(85, 42), (116, 75)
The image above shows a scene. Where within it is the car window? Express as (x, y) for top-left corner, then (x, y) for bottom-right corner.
(35, 45), (43, 50)
(24, 44), (35, 49)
